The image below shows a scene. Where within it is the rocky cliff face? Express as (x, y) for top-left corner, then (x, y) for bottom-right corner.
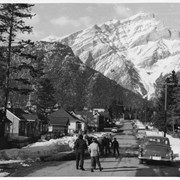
(42, 12), (180, 99)
(29, 41), (143, 110)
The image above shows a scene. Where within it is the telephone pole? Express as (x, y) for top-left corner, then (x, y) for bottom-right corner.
(164, 83), (168, 137)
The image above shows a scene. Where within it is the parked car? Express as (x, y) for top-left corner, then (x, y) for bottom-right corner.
(111, 127), (118, 133)
(136, 129), (146, 140)
(44, 132), (63, 140)
(138, 136), (174, 164)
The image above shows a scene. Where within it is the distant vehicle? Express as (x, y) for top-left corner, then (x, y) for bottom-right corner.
(138, 136), (174, 164)
(136, 129), (146, 140)
(111, 127), (118, 133)
(44, 132), (63, 140)
(115, 120), (124, 128)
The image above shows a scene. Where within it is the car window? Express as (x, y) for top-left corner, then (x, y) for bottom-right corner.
(145, 137), (170, 145)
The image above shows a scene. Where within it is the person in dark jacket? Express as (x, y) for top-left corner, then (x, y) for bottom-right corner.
(73, 134), (88, 170)
(104, 135), (111, 155)
(111, 137), (119, 156)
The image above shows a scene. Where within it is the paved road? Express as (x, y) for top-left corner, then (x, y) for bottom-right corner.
(10, 120), (180, 177)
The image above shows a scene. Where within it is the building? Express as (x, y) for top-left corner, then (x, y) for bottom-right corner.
(48, 108), (85, 134)
(6, 108), (44, 138)
(0, 109), (12, 137)
(68, 111), (85, 133)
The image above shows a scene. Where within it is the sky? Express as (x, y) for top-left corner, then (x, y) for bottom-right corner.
(3, 1), (180, 41)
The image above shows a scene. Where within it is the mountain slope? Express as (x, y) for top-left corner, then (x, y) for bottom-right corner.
(31, 42), (143, 110)
(42, 12), (180, 99)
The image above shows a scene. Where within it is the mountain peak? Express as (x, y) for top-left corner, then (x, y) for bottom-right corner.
(121, 11), (155, 23)
(41, 11), (180, 99)
(41, 34), (60, 42)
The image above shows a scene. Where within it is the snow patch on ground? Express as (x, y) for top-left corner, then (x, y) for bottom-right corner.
(0, 171), (9, 177)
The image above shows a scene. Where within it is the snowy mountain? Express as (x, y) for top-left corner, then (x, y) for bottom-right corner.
(28, 41), (143, 110)
(41, 12), (180, 99)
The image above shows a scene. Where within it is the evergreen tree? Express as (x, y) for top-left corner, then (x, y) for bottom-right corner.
(153, 71), (179, 134)
(36, 78), (57, 120)
(0, 3), (35, 136)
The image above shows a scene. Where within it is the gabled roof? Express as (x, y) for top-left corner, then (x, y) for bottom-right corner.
(7, 108), (39, 121)
(21, 114), (38, 121)
(8, 108), (27, 120)
(68, 111), (85, 123)
(48, 116), (69, 126)
(75, 110), (93, 118)
(49, 108), (77, 122)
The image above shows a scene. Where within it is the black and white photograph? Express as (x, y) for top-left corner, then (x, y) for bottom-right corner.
(0, 0), (180, 177)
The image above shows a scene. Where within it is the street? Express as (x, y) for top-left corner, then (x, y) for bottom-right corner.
(10, 120), (180, 177)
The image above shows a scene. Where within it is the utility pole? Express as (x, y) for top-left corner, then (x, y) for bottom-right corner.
(144, 96), (147, 125)
(164, 83), (168, 137)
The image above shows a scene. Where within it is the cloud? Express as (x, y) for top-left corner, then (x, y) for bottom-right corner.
(17, 29), (45, 41)
(25, 14), (40, 26)
(50, 16), (92, 28)
(113, 4), (133, 18)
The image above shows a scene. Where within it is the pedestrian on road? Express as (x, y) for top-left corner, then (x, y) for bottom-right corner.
(73, 134), (88, 171)
(104, 135), (111, 155)
(88, 138), (103, 172)
(112, 137), (119, 156)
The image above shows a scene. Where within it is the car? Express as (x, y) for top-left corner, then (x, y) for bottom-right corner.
(136, 129), (146, 140)
(111, 127), (118, 133)
(138, 136), (174, 164)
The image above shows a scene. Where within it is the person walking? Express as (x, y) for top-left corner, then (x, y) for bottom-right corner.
(104, 135), (111, 155)
(73, 134), (88, 171)
(88, 138), (103, 172)
(111, 137), (119, 156)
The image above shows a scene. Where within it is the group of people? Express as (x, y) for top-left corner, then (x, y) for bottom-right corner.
(73, 133), (120, 172)
(101, 135), (119, 156)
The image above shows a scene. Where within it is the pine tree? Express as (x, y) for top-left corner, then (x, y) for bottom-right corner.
(153, 71), (179, 134)
(36, 78), (57, 120)
(0, 3), (35, 136)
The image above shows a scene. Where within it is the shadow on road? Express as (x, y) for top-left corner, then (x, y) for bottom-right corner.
(103, 166), (138, 170)
(84, 166), (138, 173)
(100, 169), (137, 173)
(135, 160), (180, 176)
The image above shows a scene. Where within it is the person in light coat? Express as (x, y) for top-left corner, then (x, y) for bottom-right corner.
(88, 138), (103, 172)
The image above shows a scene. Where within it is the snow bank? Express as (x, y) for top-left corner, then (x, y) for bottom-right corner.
(0, 171), (9, 177)
(0, 135), (78, 161)
(25, 135), (78, 149)
(0, 133), (107, 161)
(88, 132), (107, 139)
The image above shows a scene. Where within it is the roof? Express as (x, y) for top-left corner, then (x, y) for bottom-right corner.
(49, 108), (77, 122)
(75, 110), (93, 120)
(99, 111), (110, 118)
(48, 116), (69, 126)
(7, 108), (28, 120)
(7, 108), (40, 122)
(68, 111), (85, 123)
(21, 114), (38, 121)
